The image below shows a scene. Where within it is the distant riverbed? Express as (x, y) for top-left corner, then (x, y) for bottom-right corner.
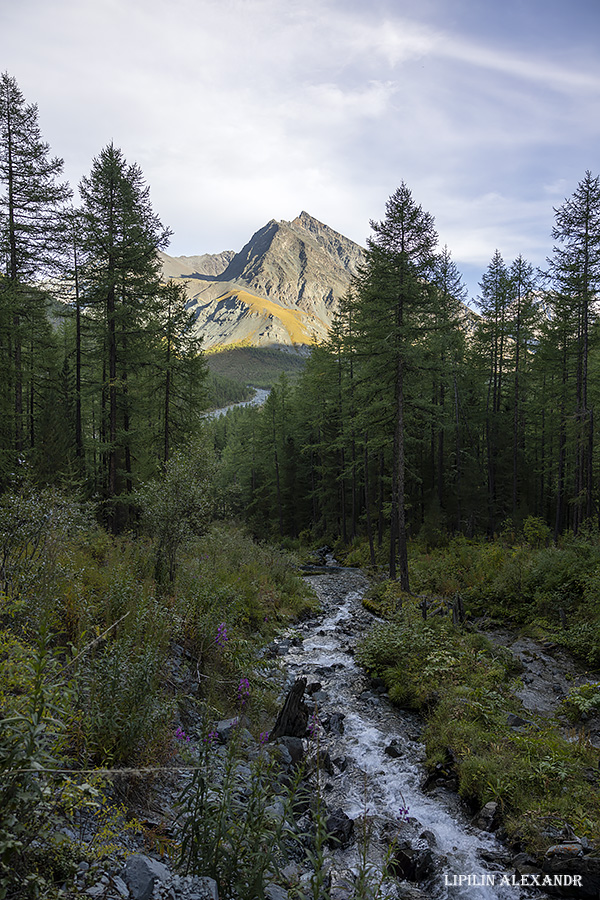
(204, 387), (270, 419)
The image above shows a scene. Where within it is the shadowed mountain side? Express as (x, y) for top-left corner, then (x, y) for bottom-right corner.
(160, 212), (365, 349)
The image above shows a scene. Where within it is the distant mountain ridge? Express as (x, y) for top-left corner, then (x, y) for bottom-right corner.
(159, 212), (365, 349)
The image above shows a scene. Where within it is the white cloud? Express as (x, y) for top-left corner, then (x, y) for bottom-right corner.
(3, 0), (600, 300)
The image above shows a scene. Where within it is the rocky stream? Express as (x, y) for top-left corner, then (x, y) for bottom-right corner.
(74, 557), (600, 900)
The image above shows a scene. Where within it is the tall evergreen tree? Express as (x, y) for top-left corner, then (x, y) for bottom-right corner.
(0, 73), (71, 461)
(355, 183), (438, 589)
(79, 143), (171, 529)
(548, 171), (600, 531)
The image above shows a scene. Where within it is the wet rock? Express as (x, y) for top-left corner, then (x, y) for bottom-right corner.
(123, 855), (170, 900)
(395, 887), (430, 900)
(472, 801), (499, 832)
(385, 739), (403, 758)
(324, 712), (345, 735)
(311, 690), (329, 704)
(387, 838), (436, 882)
(306, 682), (322, 694)
(332, 755), (348, 771)
(312, 748), (335, 775)
(325, 808), (355, 848)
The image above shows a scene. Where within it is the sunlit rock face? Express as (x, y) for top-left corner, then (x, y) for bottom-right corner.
(159, 212), (365, 349)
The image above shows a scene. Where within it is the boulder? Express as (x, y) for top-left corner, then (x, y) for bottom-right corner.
(276, 735), (305, 765)
(325, 712), (345, 735)
(123, 855), (170, 900)
(472, 801), (499, 832)
(325, 808), (354, 848)
(264, 886), (288, 900)
(387, 839), (436, 882)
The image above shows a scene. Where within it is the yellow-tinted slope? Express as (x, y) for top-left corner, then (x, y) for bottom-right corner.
(218, 289), (316, 344)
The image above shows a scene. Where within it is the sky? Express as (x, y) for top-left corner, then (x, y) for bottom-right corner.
(3, 0), (600, 300)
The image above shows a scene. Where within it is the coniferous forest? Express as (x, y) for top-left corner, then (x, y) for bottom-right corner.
(3, 71), (600, 898)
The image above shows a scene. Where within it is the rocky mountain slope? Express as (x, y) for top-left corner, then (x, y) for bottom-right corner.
(159, 212), (365, 349)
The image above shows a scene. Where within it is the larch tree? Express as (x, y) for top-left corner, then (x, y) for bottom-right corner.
(355, 182), (438, 590)
(79, 143), (171, 530)
(0, 72), (71, 461)
(547, 171), (600, 531)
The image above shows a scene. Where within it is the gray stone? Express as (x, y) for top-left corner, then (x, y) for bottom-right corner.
(329, 869), (355, 900)
(264, 885), (289, 900)
(325, 808), (354, 848)
(188, 876), (219, 900)
(112, 875), (130, 899)
(473, 800), (499, 831)
(506, 712), (529, 728)
(276, 735), (305, 764)
(85, 884), (106, 899)
(123, 855), (170, 900)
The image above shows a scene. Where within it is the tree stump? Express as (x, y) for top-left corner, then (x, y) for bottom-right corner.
(269, 678), (309, 740)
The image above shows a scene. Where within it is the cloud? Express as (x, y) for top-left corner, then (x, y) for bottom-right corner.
(3, 0), (600, 300)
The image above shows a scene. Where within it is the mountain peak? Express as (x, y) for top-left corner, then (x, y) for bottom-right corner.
(160, 214), (365, 349)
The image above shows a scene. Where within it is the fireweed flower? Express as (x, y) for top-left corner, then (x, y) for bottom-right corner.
(237, 677), (251, 705)
(215, 622), (228, 647)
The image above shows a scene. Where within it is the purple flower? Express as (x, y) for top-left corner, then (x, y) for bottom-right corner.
(215, 623), (228, 647)
(398, 806), (410, 822)
(175, 726), (191, 742)
(204, 730), (218, 746)
(237, 677), (251, 705)
(259, 731), (270, 744)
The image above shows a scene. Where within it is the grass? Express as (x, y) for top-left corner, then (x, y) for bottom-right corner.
(355, 588), (600, 856)
(0, 489), (317, 898)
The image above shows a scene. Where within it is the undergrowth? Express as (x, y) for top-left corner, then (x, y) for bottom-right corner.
(355, 594), (600, 854)
(0, 485), (315, 898)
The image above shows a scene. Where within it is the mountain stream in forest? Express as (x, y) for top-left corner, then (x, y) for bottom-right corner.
(274, 558), (545, 900)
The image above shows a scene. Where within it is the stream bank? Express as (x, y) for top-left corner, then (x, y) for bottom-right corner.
(72, 559), (600, 900)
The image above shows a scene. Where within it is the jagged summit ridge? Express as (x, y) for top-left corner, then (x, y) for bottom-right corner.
(160, 213), (365, 349)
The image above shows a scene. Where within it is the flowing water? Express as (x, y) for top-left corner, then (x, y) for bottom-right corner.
(278, 561), (543, 899)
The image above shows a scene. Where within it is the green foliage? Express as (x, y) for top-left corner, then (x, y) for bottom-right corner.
(136, 431), (219, 585)
(355, 586), (600, 852)
(561, 682), (600, 722)
(178, 722), (295, 898)
(0, 626), (71, 898)
(75, 636), (173, 766)
(206, 371), (254, 409)
(206, 346), (306, 389)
